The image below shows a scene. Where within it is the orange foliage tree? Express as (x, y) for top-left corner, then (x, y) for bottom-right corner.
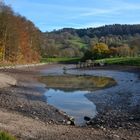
(0, 2), (42, 64)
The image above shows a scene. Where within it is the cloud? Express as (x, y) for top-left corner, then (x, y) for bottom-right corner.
(4, 0), (140, 31)
(69, 0), (140, 19)
(80, 9), (111, 17)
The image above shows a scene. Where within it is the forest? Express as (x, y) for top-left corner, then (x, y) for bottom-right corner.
(0, 2), (42, 64)
(44, 25), (140, 59)
(0, 1), (140, 64)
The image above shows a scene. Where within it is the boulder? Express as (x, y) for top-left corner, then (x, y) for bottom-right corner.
(0, 73), (17, 88)
(84, 116), (91, 121)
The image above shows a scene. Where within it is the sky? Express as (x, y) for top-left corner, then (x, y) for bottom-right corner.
(3, 0), (140, 32)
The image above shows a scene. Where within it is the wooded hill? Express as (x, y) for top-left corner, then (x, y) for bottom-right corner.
(43, 25), (140, 58)
(0, 2), (140, 64)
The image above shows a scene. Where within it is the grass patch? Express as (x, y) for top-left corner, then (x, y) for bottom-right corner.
(41, 57), (81, 64)
(68, 36), (88, 48)
(96, 57), (140, 66)
(0, 131), (16, 140)
(0, 63), (14, 67)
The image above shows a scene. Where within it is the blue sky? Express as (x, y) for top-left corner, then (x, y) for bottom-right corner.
(4, 0), (140, 32)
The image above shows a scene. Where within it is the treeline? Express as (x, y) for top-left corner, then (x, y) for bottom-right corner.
(83, 42), (138, 60)
(1, 1), (140, 63)
(44, 25), (140, 58)
(43, 31), (86, 58)
(76, 24), (140, 37)
(0, 2), (42, 64)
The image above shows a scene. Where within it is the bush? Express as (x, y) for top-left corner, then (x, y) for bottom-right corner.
(0, 131), (16, 140)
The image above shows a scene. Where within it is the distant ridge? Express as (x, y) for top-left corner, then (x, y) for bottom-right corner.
(43, 24), (140, 57)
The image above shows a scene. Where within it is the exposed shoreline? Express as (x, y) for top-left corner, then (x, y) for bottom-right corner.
(68, 66), (140, 130)
(0, 64), (139, 139)
(0, 65), (71, 125)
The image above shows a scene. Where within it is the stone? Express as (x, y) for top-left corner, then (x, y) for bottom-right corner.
(84, 116), (91, 121)
(67, 121), (71, 125)
(35, 117), (39, 120)
(86, 121), (92, 125)
(70, 117), (74, 121)
(113, 134), (120, 138)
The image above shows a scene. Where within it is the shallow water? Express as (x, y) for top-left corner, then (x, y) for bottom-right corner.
(40, 74), (116, 125)
(39, 64), (140, 126)
(45, 89), (96, 125)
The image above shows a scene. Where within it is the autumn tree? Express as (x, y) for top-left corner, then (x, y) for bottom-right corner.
(0, 2), (42, 64)
(110, 47), (118, 57)
(117, 44), (130, 57)
(91, 43), (110, 59)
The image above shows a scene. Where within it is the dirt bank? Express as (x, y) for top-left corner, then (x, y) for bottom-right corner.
(0, 108), (140, 140)
(0, 67), (71, 125)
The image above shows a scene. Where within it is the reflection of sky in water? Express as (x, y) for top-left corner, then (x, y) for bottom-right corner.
(45, 89), (97, 125)
(41, 65), (140, 126)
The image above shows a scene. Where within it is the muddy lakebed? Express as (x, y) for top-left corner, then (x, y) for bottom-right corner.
(39, 75), (116, 125)
(37, 65), (140, 127)
(0, 64), (139, 140)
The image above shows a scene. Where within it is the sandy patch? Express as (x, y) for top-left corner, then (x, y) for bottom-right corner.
(0, 73), (17, 88)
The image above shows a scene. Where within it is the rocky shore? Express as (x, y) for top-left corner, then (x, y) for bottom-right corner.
(0, 67), (72, 125)
(69, 66), (140, 131)
(0, 64), (139, 140)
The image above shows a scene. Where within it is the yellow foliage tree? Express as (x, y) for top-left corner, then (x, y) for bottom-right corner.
(91, 43), (109, 53)
(90, 43), (110, 59)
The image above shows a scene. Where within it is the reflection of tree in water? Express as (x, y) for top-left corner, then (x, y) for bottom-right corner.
(39, 75), (116, 91)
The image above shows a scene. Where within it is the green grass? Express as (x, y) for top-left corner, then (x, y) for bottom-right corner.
(68, 37), (88, 48)
(0, 131), (16, 140)
(96, 57), (140, 66)
(51, 36), (88, 49)
(41, 57), (81, 64)
(0, 63), (16, 67)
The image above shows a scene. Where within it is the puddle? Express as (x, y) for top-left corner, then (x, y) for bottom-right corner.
(39, 75), (116, 125)
(45, 89), (96, 125)
(38, 65), (140, 126)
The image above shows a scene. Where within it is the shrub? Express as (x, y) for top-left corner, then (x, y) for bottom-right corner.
(0, 131), (16, 140)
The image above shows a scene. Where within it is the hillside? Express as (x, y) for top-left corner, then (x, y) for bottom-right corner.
(43, 31), (88, 58)
(43, 25), (140, 58)
(1, 1), (140, 61)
